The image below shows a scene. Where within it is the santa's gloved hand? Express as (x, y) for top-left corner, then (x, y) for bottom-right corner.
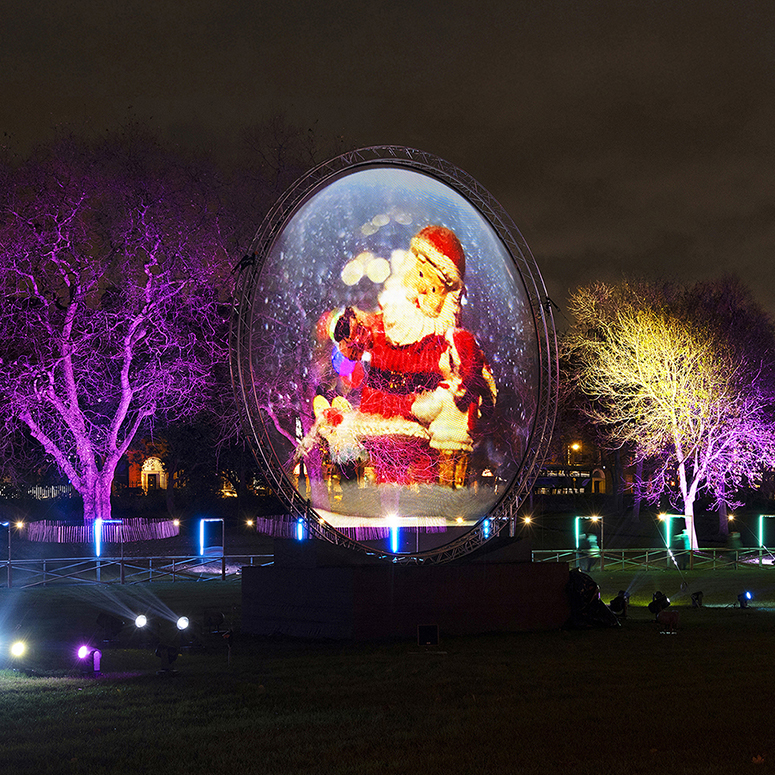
(334, 307), (355, 341)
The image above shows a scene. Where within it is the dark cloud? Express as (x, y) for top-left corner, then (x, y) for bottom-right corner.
(2, 0), (774, 320)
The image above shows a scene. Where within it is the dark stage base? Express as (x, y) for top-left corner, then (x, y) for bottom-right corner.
(241, 540), (570, 640)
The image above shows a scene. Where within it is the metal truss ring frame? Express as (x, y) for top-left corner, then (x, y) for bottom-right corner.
(230, 146), (558, 564)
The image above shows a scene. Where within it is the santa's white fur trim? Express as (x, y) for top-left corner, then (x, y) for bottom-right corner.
(347, 412), (430, 441)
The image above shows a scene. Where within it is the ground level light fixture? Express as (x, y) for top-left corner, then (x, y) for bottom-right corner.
(738, 591), (752, 608)
(176, 616), (189, 631)
(77, 646), (102, 673)
(609, 590), (629, 618)
(648, 591), (671, 617)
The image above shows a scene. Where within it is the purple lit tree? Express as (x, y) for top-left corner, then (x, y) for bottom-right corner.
(0, 134), (233, 524)
(565, 280), (775, 548)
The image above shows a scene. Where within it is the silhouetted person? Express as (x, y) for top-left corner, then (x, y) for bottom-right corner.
(586, 534), (600, 572)
(676, 529), (691, 570)
(609, 590), (629, 619)
(727, 531), (743, 566)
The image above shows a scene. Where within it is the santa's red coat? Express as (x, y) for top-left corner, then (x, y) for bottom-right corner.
(359, 316), (486, 429)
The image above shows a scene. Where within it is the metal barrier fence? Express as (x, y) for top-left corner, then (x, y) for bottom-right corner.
(532, 548), (775, 572)
(3, 548), (773, 588)
(0, 554), (273, 589)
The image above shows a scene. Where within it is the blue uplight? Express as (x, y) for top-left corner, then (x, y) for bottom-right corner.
(199, 518), (224, 555)
(95, 518), (122, 557)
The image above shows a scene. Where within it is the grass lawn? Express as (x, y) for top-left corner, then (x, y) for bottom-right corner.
(2, 570), (775, 774)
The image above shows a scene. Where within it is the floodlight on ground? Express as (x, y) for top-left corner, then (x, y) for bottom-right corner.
(10, 640), (25, 658)
(738, 591), (752, 609)
(176, 616), (189, 631)
(609, 590), (629, 618)
(648, 591), (671, 617)
(691, 591), (704, 608)
(77, 646), (102, 673)
(135, 615), (148, 628)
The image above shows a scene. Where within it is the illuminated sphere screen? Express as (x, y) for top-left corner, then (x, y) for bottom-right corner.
(233, 148), (555, 559)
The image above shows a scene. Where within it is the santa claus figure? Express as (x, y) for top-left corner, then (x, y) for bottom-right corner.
(333, 225), (496, 489)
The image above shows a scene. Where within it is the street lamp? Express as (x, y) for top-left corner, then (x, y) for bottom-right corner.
(590, 516), (604, 571)
(1, 521), (23, 588)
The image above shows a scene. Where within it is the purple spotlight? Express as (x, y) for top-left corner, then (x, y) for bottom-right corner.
(78, 646), (102, 673)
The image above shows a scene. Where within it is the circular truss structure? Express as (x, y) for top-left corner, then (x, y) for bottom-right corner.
(231, 146), (558, 564)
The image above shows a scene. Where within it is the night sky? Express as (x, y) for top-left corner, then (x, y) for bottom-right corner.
(3, 1), (774, 326)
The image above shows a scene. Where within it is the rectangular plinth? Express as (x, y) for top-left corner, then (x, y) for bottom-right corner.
(242, 555), (569, 640)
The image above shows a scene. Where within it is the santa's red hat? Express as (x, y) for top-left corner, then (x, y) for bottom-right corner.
(410, 225), (465, 290)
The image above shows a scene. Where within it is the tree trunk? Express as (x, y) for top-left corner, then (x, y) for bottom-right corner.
(81, 470), (115, 524)
(676, 457), (699, 549)
(717, 482), (729, 537)
(632, 457), (644, 521)
(609, 449), (624, 515)
(683, 498), (699, 550)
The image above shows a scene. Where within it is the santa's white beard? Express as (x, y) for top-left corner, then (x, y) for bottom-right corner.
(380, 282), (460, 346)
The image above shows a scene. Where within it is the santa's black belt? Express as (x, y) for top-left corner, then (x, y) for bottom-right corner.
(368, 367), (442, 395)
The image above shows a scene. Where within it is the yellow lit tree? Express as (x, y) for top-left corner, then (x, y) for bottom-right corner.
(566, 281), (775, 548)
